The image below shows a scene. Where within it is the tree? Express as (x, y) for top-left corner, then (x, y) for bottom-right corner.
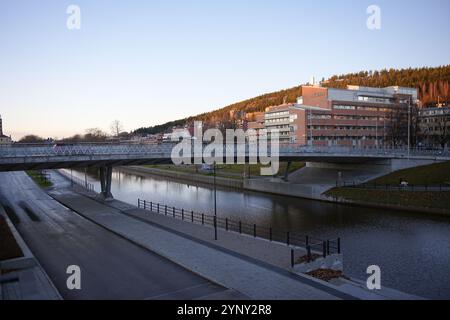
(110, 120), (124, 137)
(18, 135), (45, 143)
(84, 128), (107, 142)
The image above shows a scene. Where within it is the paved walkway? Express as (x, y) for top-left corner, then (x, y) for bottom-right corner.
(49, 173), (354, 300)
(0, 172), (231, 300)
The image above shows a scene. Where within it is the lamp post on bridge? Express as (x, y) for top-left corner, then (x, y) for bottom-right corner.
(213, 161), (218, 241)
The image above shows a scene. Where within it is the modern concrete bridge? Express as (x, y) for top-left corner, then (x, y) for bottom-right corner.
(1, 143), (449, 198)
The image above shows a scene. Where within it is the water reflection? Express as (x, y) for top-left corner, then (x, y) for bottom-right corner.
(67, 168), (450, 299)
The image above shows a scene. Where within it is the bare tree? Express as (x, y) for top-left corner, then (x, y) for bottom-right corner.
(110, 120), (124, 137)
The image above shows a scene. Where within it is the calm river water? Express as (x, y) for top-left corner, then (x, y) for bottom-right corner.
(66, 168), (450, 299)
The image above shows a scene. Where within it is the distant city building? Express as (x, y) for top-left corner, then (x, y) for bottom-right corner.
(0, 115), (12, 145)
(249, 85), (419, 147)
(418, 106), (450, 148)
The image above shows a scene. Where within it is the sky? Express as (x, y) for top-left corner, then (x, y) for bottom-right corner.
(0, 0), (449, 140)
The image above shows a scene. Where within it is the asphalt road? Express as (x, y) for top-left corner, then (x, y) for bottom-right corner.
(0, 171), (226, 300)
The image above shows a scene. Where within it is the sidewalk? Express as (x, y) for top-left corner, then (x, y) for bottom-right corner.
(50, 188), (352, 300)
(0, 205), (61, 300)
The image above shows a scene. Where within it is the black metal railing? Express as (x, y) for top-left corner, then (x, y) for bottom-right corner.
(137, 198), (341, 258)
(59, 170), (95, 191)
(337, 181), (450, 192)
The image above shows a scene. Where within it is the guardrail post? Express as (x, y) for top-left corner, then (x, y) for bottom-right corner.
(157, 203), (159, 213)
(286, 232), (290, 246)
(202, 213), (204, 225)
(143, 200), (146, 210)
(138, 199), (140, 208)
(305, 235), (309, 246)
(173, 207), (175, 218)
(191, 211), (194, 223)
(239, 221), (242, 234)
(253, 224), (256, 237)
(327, 240), (330, 255)
(165, 205), (167, 215)
(291, 249), (295, 268)
(225, 218), (228, 231)
(182, 209), (184, 220)
(338, 238), (341, 254)
(322, 241), (327, 258)
(150, 202), (152, 210)
(307, 245), (312, 263)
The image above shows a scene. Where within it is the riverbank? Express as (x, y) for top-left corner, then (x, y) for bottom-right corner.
(325, 161), (450, 216)
(119, 164), (450, 216)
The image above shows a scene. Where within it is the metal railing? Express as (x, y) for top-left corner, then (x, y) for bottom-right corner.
(0, 142), (448, 159)
(58, 170), (95, 191)
(338, 181), (450, 192)
(137, 198), (341, 258)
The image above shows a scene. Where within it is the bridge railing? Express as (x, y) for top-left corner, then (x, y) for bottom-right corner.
(338, 181), (450, 192)
(58, 170), (95, 192)
(137, 198), (341, 259)
(0, 142), (449, 159)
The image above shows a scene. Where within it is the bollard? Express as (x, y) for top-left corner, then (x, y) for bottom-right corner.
(337, 238), (341, 254)
(322, 241), (327, 258)
(291, 249), (295, 268)
(327, 240), (330, 255)
(307, 245), (312, 263)
(305, 235), (309, 246)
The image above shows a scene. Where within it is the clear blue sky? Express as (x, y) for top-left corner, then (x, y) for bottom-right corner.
(0, 0), (449, 139)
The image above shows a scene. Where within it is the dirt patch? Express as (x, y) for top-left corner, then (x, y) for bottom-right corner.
(306, 268), (344, 282)
(0, 215), (23, 261)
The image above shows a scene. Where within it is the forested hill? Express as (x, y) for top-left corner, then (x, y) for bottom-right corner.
(133, 65), (450, 135)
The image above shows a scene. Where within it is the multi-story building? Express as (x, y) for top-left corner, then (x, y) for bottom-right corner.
(418, 106), (450, 148)
(0, 115), (12, 145)
(250, 85), (419, 147)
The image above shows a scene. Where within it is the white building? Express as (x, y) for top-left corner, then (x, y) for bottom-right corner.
(0, 115), (12, 145)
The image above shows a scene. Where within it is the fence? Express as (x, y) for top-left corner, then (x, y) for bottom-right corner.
(137, 198), (341, 260)
(338, 181), (450, 192)
(58, 170), (95, 192)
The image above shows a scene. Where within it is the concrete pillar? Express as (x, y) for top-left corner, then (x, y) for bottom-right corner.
(99, 166), (113, 199)
(283, 161), (292, 181)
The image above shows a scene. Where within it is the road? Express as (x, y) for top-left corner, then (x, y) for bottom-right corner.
(0, 171), (228, 300)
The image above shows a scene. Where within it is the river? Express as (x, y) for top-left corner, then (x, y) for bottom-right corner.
(65, 168), (450, 299)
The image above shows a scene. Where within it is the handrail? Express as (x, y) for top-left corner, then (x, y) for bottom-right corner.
(137, 198), (342, 257)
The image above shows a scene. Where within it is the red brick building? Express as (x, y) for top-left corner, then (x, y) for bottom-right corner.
(249, 85), (419, 147)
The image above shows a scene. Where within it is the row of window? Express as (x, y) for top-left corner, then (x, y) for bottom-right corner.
(308, 126), (383, 131)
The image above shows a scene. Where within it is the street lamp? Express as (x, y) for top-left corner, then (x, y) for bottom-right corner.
(213, 161), (217, 241)
(407, 97), (411, 160)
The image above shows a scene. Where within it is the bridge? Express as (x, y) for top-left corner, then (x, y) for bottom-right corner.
(1, 143), (449, 198)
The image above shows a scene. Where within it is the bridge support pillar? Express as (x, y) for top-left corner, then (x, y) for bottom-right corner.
(283, 161), (292, 181)
(99, 166), (113, 199)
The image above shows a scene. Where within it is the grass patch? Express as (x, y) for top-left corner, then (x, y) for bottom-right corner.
(325, 188), (450, 211)
(26, 171), (53, 188)
(325, 161), (450, 211)
(371, 161), (450, 185)
(145, 162), (305, 179)
(0, 215), (23, 261)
